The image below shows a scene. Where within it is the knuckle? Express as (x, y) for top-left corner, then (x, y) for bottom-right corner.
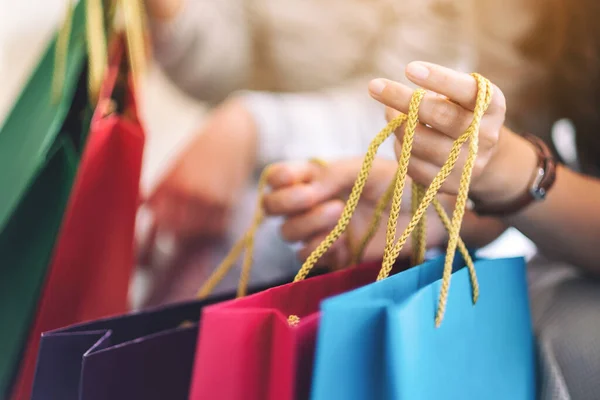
(302, 187), (319, 209)
(474, 154), (489, 174)
(477, 120), (501, 151)
(490, 84), (507, 114)
(481, 129), (500, 151)
(385, 106), (400, 122)
(429, 64), (445, 83)
(430, 101), (459, 129)
(408, 163), (432, 188)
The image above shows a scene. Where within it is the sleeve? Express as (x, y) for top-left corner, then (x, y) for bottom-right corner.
(234, 0), (478, 167)
(148, 0), (252, 103)
(238, 83), (397, 167)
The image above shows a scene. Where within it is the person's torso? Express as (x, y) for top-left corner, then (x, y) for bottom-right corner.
(245, 0), (476, 92)
(244, 0), (552, 136)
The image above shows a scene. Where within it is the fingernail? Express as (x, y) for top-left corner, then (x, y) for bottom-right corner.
(368, 79), (387, 95)
(406, 62), (430, 81)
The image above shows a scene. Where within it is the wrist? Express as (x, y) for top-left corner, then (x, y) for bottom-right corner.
(470, 128), (539, 210)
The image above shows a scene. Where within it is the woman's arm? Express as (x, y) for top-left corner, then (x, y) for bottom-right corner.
(370, 61), (600, 274)
(146, 0), (252, 103)
(240, 85), (509, 255)
(261, 157), (509, 267)
(479, 130), (600, 272)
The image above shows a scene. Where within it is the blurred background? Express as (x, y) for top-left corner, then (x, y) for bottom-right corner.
(1, 0), (212, 308)
(0, 0), (538, 311)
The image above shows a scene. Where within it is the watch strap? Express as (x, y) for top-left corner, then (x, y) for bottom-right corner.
(473, 133), (557, 216)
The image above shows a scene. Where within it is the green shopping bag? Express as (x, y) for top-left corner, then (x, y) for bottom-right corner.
(0, 3), (90, 395)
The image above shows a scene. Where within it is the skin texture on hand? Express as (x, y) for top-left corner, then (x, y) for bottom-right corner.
(370, 61), (600, 274)
(368, 62), (511, 200)
(145, 98), (258, 242)
(263, 158), (507, 267)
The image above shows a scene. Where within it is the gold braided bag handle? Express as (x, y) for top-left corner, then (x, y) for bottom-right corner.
(196, 167), (269, 299)
(53, 0), (147, 104)
(199, 74), (492, 318)
(411, 182), (427, 266)
(286, 83), (486, 326)
(292, 115), (407, 283)
(295, 87), (479, 282)
(378, 73), (493, 327)
(348, 172), (397, 266)
(196, 157), (399, 300)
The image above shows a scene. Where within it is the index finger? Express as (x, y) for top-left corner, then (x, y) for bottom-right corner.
(404, 61), (506, 115)
(266, 161), (321, 189)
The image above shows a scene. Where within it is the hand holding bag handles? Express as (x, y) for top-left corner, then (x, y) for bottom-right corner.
(311, 74), (535, 400)
(187, 76), (483, 400)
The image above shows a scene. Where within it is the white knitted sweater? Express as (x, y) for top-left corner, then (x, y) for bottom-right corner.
(150, 0), (542, 166)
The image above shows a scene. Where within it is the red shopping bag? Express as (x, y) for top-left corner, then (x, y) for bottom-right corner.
(189, 260), (404, 400)
(188, 101), (408, 399)
(12, 39), (144, 400)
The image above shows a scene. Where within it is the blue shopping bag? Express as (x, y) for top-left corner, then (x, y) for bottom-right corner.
(299, 72), (535, 399)
(310, 253), (536, 400)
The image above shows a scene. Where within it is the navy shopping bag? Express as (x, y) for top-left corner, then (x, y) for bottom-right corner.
(310, 253), (536, 400)
(31, 277), (292, 400)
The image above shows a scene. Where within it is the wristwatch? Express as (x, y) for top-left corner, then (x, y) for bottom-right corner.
(472, 133), (557, 216)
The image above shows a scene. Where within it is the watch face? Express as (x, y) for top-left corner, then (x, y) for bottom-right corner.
(530, 186), (546, 200)
(529, 166), (546, 200)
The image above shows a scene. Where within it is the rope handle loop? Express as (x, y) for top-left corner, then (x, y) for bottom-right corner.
(196, 157), (395, 300)
(377, 73), (493, 327)
(197, 118), (409, 301)
(196, 166), (270, 299)
(288, 79), (489, 325)
(53, 0), (147, 104)
(292, 81), (487, 284)
(379, 88), (477, 278)
(292, 114), (408, 282)
(200, 72), (492, 330)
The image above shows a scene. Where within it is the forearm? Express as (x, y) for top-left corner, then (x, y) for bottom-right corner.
(474, 130), (600, 273)
(506, 166), (600, 272)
